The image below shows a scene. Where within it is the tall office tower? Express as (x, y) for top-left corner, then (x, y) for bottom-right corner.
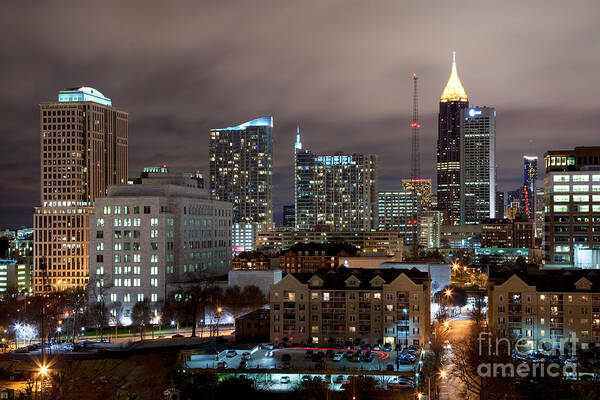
(437, 53), (469, 225)
(460, 107), (497, 224)
(377, 191), (421, 248)
(295, 149), (377, 232)
(523, 156), (538, 221)
(402, 179), (432, 209)
(543, 146), (600, 266)
(495, 191), (505, 219)
(34, 87), (128, 293)
(209, 117), (273, 226)
(534, 188), (544, 238)
(282, 205), (295, 228)
(210, 117), (274, 251)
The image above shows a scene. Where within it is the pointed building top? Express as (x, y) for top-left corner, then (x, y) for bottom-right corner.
(440, 52), (468, 103)
(295, 124), (302, 150)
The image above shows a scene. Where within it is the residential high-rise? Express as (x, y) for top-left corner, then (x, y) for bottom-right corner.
(377, 191), (420, 248)
(89, 170), (232, 324)
(209, 117), (273, 226)
(523, 156), (538, 221)
(460, 106), (497, 224)
(295, 148), (377, 232)
(282, 205), (295, 228)
(542, 146), (600, 266)
(210, 117), (274, 251)
(34, 87), (128, 293)
(437, 53), (469, 225)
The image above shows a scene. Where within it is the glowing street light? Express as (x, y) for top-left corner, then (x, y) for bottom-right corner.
(445, 289), (452, 297)
(440, 370), (447, 379)
(39, 365), (49, 376)
(443, 321), (449, 329)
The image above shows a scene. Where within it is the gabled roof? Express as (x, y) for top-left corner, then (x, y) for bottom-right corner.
(284, 267), (428, 290)
(490, 267), (600, 293)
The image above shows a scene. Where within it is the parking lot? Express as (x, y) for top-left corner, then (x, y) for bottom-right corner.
(186, 346), (419, 373)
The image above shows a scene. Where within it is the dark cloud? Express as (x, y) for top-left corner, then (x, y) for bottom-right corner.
(1, 1), (600, 228)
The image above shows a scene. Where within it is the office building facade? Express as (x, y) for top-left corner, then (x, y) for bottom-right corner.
(281, 231), (401, 257)
(402, 179), (432, 210)
(460, 106), (496, 224)
(437, 54), (469, 225)
(283, 205), (295, 228)
(89, 170), (231, 324)
(542, 147), (600, 265)
(295, 149), (377, 232)
(377, 191), (420, 246)
(270, 268), (430, 347)
(34, 87), (128, 293)
(523, 156), (538, 221)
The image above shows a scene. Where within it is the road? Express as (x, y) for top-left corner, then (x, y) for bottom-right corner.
(439, 312), (475, 400)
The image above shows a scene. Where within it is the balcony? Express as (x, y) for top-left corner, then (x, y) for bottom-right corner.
(397, 320), (410, 327)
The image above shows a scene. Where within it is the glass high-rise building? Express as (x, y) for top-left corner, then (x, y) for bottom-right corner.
(295, 146), (377, 232)
(34, 87), (128, 293)
(523, 156), (538, 221)
(437, 53), (469, 225)
(209, 117), (273, 227)
(282, 205), (295, 228)
(377, 190), (420, 246)
(460, 106), (497, 224)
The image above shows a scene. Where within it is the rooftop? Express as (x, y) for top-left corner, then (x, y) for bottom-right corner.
(211, 116), (273, 131)
(286, 267), (429, 290)
(489, 267), (600, 292)
(58, 86), (112, 106)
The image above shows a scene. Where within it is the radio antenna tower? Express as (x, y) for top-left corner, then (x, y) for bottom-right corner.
(410, 73), (421, 180)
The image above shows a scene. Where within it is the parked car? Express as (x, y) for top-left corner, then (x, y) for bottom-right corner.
(241, 352), (251, 360)
(226, 350), (238, 358)
(265, 350), (274, 357)
(334, 375), (345, 384)
(333, 352), (344, 361)
(280, 376), (291, 384)
(373, 345), (381, 351)
(397, 355), (414, 365)
(326, 350), (335, 358)
(262, 343), (275, 350)
(217, 361), (228, 369)
(383, 343), (392, 352)
(345, 351), (354, 359)
(302, 375), (312, 383)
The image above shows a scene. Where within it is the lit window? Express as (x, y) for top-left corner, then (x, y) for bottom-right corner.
(553, 205), (568, 212)
(103, 206), (111, 214)
(573, 175), (589, 182)
(553, 185), (569, 192)
(553, 175), (569, 182)
(97, 218), (104, 227)
(573, 185), (589, 192)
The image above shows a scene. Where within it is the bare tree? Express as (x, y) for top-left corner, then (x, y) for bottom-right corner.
(241, 285), (267, 311)
(87, 277), (112, 342)
(174, 274), (222, 337)
(132, 299), (152, 340)
(65, 287), (86, 343)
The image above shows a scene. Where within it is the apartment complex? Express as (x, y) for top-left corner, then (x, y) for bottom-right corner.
(34, 87), (128, 293)
(270, 268), (430, 347)
(460, 106), (496, 224)
(295, 147), (377, 232)
(542, 147), (600, 265)
(231, 251), (270, 271)
(488, 268), (600, 348)
(89, 170), (231, 323)
(279, 242), (358, 273)
(377, 191), (420, 246)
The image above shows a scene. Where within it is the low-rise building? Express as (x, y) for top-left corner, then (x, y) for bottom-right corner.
(481, 218), (535, 249)
(0, 259), (31, 294)
(269, 268), (430, 347)
(279, 242), (358, 273)
(235, 309), (270, 343)
(232, 251), (270, 270)
(440, 225), (482, 249)
(281, 231), (401, 256)
(488, 267), (600, 349)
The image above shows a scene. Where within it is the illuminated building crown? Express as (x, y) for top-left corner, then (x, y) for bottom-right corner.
(440, 52), (468, 102)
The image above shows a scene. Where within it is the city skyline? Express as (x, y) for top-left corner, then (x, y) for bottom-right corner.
(3, 2), (600, 228)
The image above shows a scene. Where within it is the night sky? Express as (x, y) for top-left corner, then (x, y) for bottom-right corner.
(2, 1), (600, 228)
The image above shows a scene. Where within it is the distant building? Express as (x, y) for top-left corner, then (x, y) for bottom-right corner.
(256, 230), (284, 256)
(281, 231), (401, 257)
(269, 268), (431, 347)
(34, 86), (128, 293)
(235, 309), (270, 343)
(89, 170), (232, 324)
(437, 53), (469, 225)
(420, 210), (441, 250)
(295, 139), (377, 231)
(283, 205), (295, 228)
(460, 106), (496, 224)
(481, 219), (535, 249)
(0, 259), (31, 294)
(232, 223), (257, 253)
(474, 247), (541, 265)
(377, 191), (420, 246)
(279, 242), (358, 273)
(402, 179), (432, 210)
(523, 156), (538, 221)
(495, 192), (505, 220)
(232, 251), (270, 270)
(542, 146), (600, 265)
(440, 224), (482, 249)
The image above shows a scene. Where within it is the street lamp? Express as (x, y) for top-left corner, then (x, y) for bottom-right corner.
(215, 307), (223, 354)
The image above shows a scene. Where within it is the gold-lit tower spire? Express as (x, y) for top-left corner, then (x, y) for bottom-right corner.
(440, 52), (468, 102)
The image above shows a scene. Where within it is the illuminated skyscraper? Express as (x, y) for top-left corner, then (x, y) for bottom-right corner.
(523, 156), (538, 221)
(377, 190), (420, 247)
(209, 117), (274, 227)
(34, 87), (128, 293)
(402, 178), (432, 210)
(460, 106), (497, 224)
(437, 53), (469, 225)
(295, 148), (377, 232)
